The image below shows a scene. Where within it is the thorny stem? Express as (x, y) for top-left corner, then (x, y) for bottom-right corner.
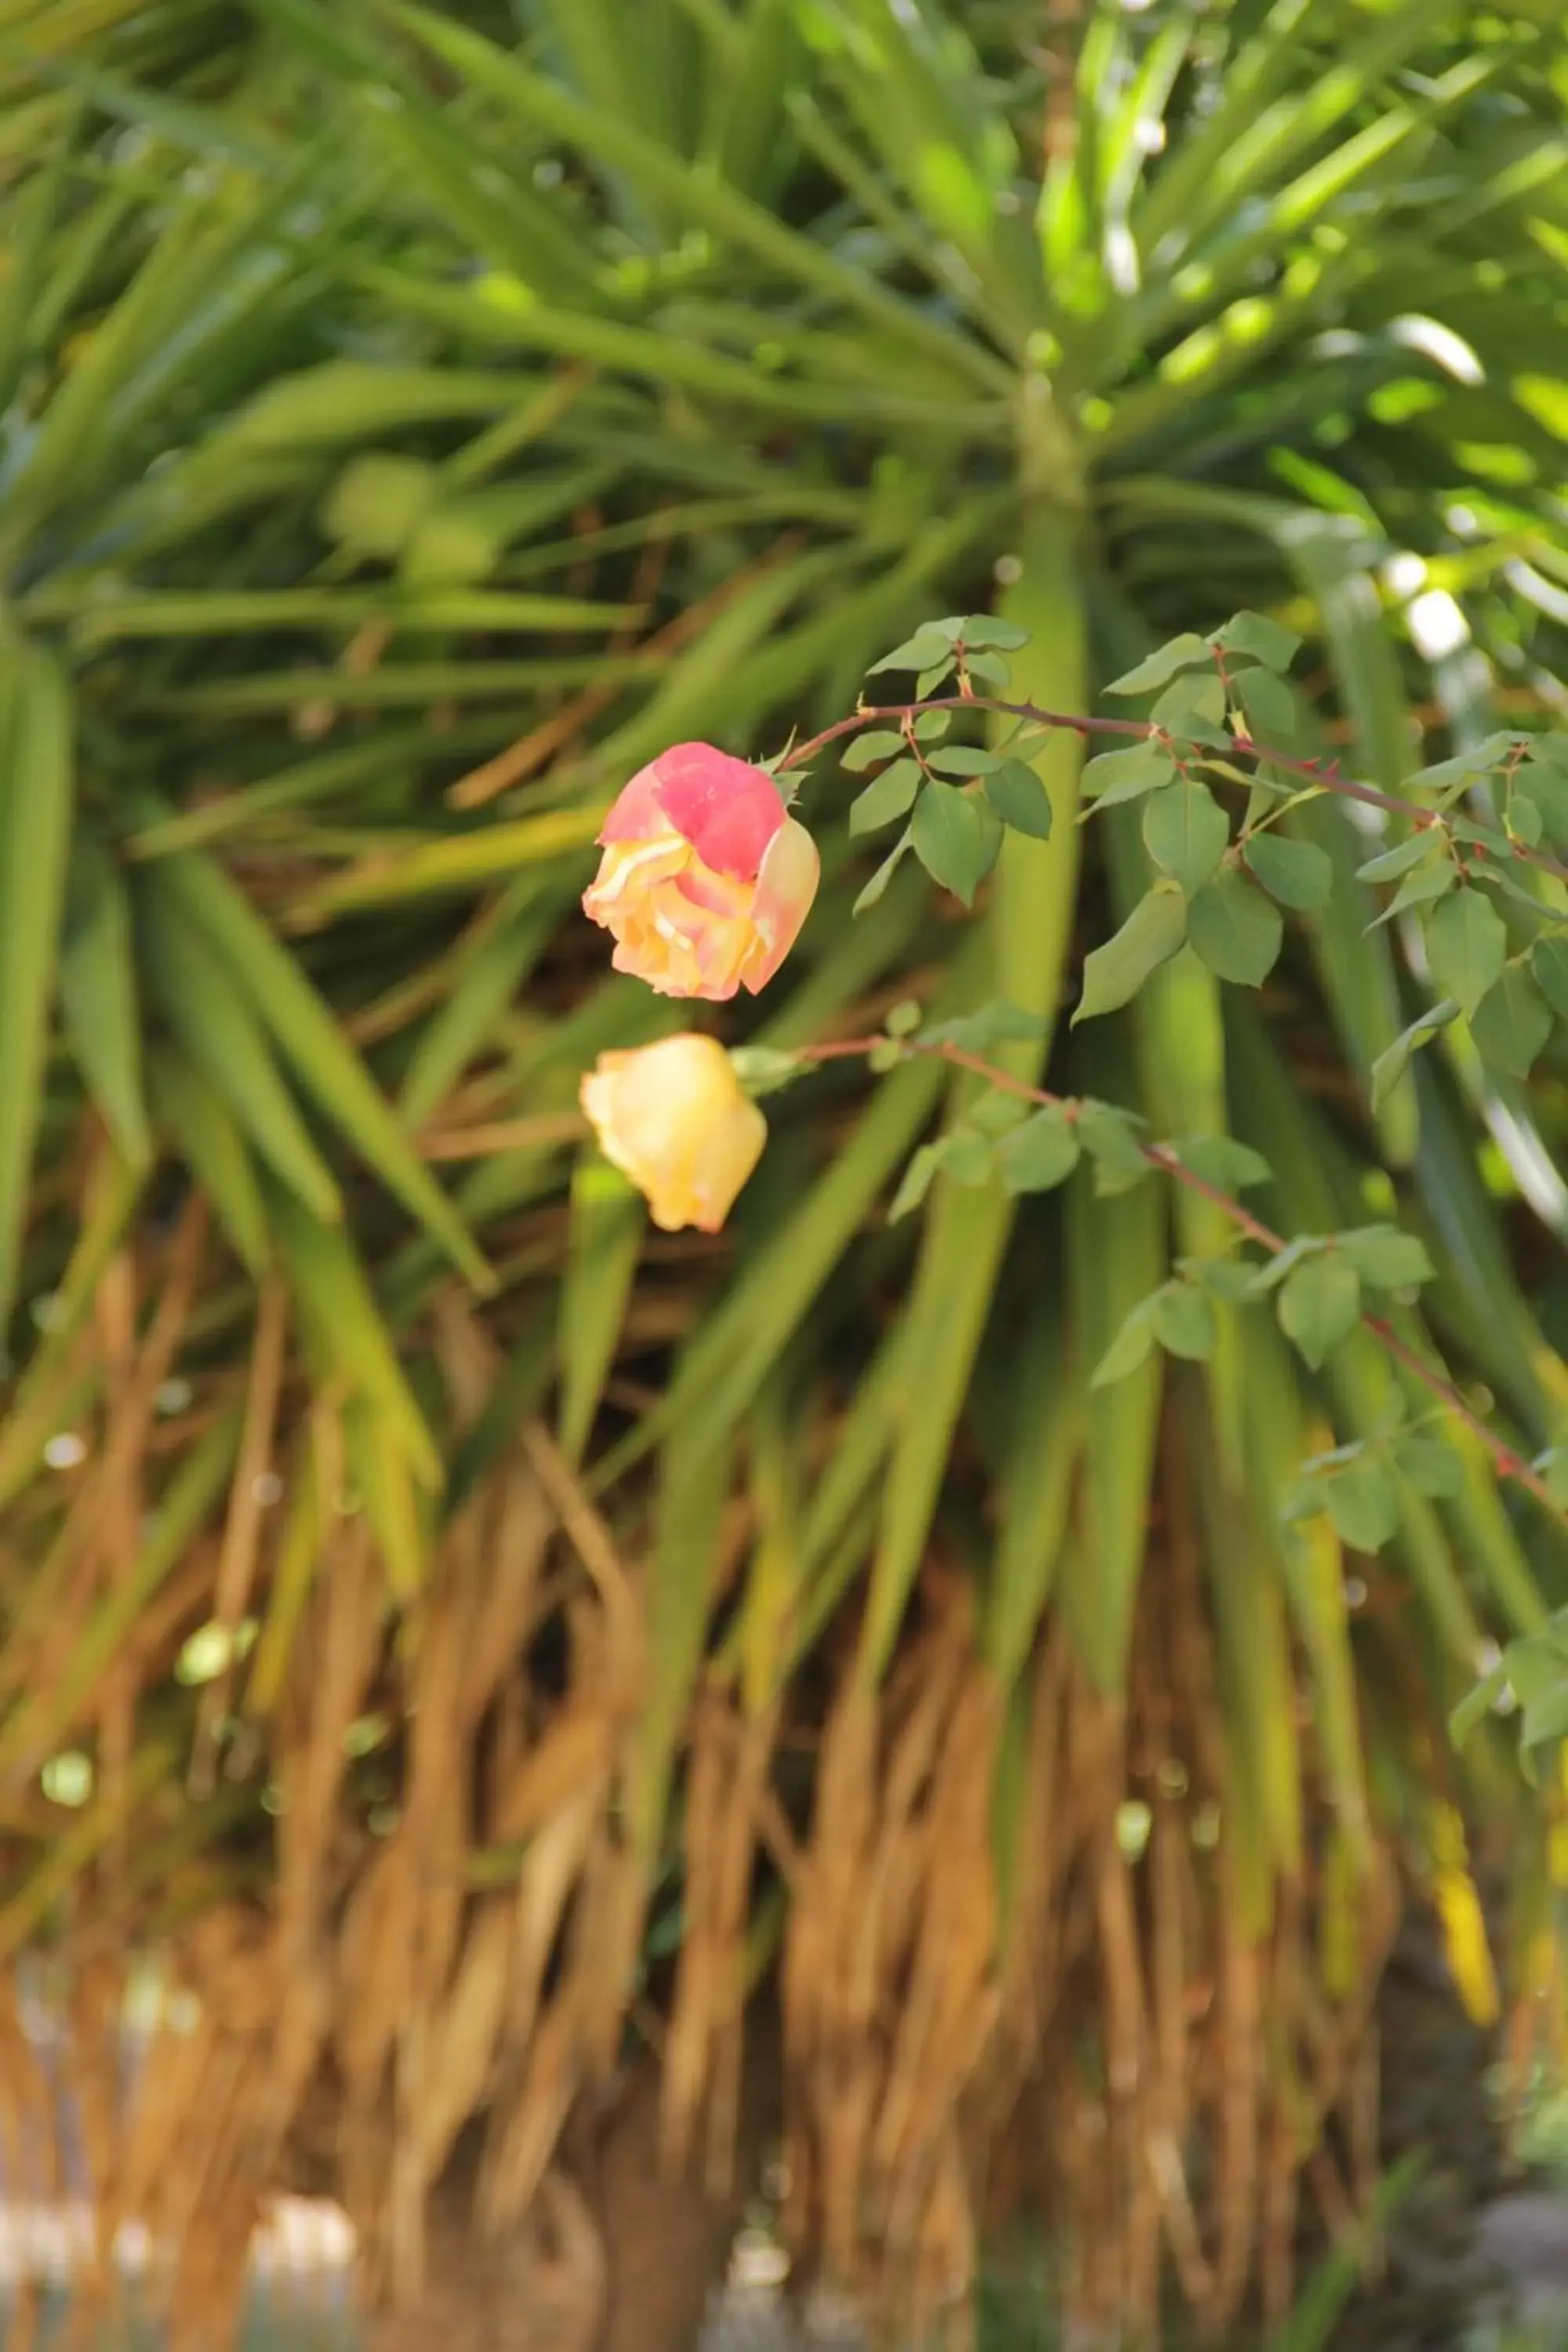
(780, 697), (1568, 891)
(800, 1032), (1564, 1525)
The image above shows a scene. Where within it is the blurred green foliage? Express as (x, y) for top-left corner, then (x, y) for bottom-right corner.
(5, 0), (1568, 2337)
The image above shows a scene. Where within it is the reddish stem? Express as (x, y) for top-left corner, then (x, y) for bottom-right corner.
(780, 698), (1568, 890)
(799, 1032), (1563, 1523)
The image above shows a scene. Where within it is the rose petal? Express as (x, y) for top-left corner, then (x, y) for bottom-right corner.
(673, 862), (753, 919)
(597, 766), (670, 846)
(611, 923), (702, 998)
(739, 817), (821, 993)
(689, 913), (754, 1000)
(582, 833), (689, 923)
(579, 1034), (765, 1232)
(652, 742), (785, 883)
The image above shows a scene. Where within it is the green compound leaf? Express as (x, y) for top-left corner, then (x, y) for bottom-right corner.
(1370, 1000), (1460, 1112)
(1152, 1282), (1217, 1362)
(983, 758), (1053, 839)
(1278, 1254), (1361, 1369)
(997, 1105), (1080, 1194)
(1211, 612), (1302, 672)
(1423, 885), (1507, 1016)
(1080, 740), (1177, 807)
(850, 759), (923, 835)
(1073, 885), (1187, 1024)
(1186, 870), (1283, 985)
(1104, 634), (1209, 697)
(1142, 779), (1230, 895)
(1472, 963), (1552, 1079)
(1323, 1458), (1401, 1553)
(1242, 832), (1332, 910)
(910, 779), (1001, 904)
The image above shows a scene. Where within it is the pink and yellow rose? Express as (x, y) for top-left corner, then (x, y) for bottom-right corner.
(582, 742), (818, 1000)
(579, 1033), (765, 1232)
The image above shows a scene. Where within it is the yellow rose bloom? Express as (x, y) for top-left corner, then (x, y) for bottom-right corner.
(579, 1034), (767, 1232)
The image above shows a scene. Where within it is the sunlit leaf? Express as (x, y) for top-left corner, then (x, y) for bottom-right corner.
(1424, 885), (1508, 1017)
(1092, 1295), (1157, 1386)
(1080, 740), (1177, 806)
(983, 759), (1054, 838)
(1242, 832), (1331, 911)
(1335, 1226), (1434, 1291)
(997, 1105), (1080, 1193)
(1073, 885), (1187, 1023)
(909, 779), (1001, 903)
(850, 759), (922, 835)
(1278, 1255), (1361, 1370)
(1186, 869), (1283, 985)
(1471, 964), (1552, 1080)
(1152, 1282), (1217, 1361)
(1104, 634), (1209, 696)
(1142, 779), (1230, 895)
(1370, 1000), (1460, 1112)
(1323, 1460), (1400, 1553)
(1212, 612), (1301, 671)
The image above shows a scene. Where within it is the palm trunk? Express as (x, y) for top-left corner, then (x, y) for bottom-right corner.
(365, 2028), (781, 2352)
(1328, 1902), (1508, 2352)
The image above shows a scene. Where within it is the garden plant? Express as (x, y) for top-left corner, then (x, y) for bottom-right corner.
(4, 1), (1568, 2347)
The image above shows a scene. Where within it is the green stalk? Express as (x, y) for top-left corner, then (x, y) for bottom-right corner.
(858, 504), (1089, 1684)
